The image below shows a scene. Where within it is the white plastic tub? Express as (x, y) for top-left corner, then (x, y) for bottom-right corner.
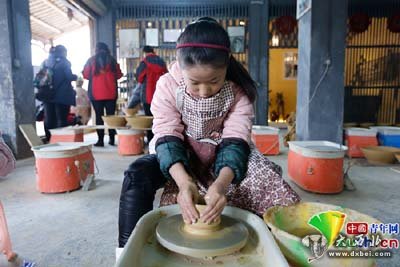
(32, 142), (93, 158)
(370, 126), (400, 135)
(32, 143), (81, 158)
(31, 142), (94, 193)
(288, 141), (347, 159)
(370, 126), (400, 147)
(344, 127), (377, 137)
(116, 129), (145, 135)
(116, 205), (289, 267)
(288, 141), (348, 193)
(344, 128), (378, 157)
(49, 128), (84, 135)
(252, 125), (280, 135)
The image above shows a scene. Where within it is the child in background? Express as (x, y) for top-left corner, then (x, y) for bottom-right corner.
(72, 77), (91, 125)
(118, 17), (300, 247)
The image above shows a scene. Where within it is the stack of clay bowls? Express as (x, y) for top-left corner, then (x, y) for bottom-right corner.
(125, 116), (153, 129)
(123, 107), (139, 117)
(102, 115), (127, 128)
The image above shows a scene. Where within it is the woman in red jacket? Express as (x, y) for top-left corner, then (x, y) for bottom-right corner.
(83, 42), (123, 146)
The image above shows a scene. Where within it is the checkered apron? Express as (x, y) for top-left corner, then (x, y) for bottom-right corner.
(160, 80), (300, 216)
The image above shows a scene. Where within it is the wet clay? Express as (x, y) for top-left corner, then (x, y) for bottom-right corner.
(183, 205), (221, 235)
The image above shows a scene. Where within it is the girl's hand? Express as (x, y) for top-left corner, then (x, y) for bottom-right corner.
(177, 181), (200, 224)
(200, 166), (235, 224)
(169, 162), (200, 224)
(200, 181), (227, 224)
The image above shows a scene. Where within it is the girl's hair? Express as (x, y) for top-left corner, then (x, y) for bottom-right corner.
(94, 42), (117, 75)
(177, 17), (257, 103)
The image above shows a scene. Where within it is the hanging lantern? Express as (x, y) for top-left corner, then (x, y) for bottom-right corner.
(349, 13), (371, 33)
(275, 16), (297, 35)
(387, 13), (400, 33)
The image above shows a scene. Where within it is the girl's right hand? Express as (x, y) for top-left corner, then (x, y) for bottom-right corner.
(177, 181), (200, 224)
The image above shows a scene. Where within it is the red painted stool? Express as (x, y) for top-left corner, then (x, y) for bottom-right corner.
(252, 126), (280, 155)
(117, 129), (145, 156)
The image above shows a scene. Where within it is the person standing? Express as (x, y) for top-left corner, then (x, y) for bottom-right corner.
(135, 46), (168, 141)
(42, 45), (77, 142)
(83, 42), (123, 147)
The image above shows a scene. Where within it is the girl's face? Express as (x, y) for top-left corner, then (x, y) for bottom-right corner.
(181, 64), (227, 98)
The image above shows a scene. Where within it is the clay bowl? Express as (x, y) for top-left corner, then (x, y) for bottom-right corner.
(359, 122), (375, 128)
(183, 205), (221, 235)
(125, 116), (153, 129)
(395, 153), (400, 163)
(102, 115), (127, 127)
(343, 122), (358, 128)
(123, 107), (139, 117)
(361, 146), (400, 165)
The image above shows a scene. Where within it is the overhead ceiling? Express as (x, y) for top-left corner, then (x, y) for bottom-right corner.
(30, 0), (399, 43)
(78, 0), (109, 16)
(29, 0), (89, 43)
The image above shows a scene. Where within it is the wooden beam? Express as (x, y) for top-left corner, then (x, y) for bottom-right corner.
(30, 15), (63, 34)
(38, 0), (84, 26)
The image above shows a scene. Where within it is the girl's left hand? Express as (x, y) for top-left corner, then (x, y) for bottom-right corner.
(200, 182), (227, 224)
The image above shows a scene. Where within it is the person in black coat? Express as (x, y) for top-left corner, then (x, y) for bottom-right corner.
(42, 45), (77, 141)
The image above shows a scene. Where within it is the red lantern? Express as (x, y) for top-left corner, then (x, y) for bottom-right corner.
(388, 13), (400, 33)
(349, 13), (371, 33)
(275, 16), (297, 35)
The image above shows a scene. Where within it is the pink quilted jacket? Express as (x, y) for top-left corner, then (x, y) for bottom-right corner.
(149, 62), (254, 153)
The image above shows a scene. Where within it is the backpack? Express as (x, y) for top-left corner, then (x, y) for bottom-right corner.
(34, 62), (57, 102)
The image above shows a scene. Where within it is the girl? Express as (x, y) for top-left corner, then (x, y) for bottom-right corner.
(83, 42), (123, 147)
(118, 17), (300, 247)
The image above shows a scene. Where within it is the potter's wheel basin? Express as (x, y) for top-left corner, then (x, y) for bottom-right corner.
(156, 214), (249, 258)
(115, 205), (289, 267)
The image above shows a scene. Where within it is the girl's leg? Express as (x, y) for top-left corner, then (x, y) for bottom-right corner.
(118, 154), (167, 247)
(91, 100), (106, 146)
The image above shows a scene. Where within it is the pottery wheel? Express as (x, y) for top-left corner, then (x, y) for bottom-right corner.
(156, 214), (249, 258)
